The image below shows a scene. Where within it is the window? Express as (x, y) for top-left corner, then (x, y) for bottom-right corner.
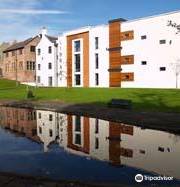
(38, 113), (41, 119)
(19, 49), (23, 55)
(38, 64), (40, 70)
(160, 67), (166, 71)
(12, 51), (15, 56)
(26, 61), (30, 70)
(38, 48), (41, 55)
(37, 76), (41, 83)
(95, 119), (99, 134)
(75, 74), (81, 85)
(49, 114), (53, 121)
(48, 46), (52, 54)
(95, 37), (99, 49)
(75, 116), (81, 131)
(95, 53), (99, 69)
(32, 62), (35, 70)
(39, 127), (42, 134)
(49, 129), (53, 137)
(95, 73), (99, 86)
(48, 77), (53, 86)
(141, 61), (147, 65)
(160, 40), (166, 44)
(30, 46), (35, 52)
(75, 134), (81, 145)
(95, 138), (99, 149)
(75, 54), (80, 72)
(141, 35), (147, 40)
(48, 62), (52, 69)
(74, 40), (80, 52)
(6, 52), (8, 58)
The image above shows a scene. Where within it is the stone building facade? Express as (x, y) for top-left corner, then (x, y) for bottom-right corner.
(3, 36), (40, 83)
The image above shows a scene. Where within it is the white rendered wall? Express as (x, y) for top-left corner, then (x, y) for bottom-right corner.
(121, 11), (180, 88)
(89, 26), (109, 87)
(57, 36), (67, 87)
(36, 35), (58, 87)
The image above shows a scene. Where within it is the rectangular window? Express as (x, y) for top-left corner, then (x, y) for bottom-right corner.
(74, 40), (80, 52)
(160, 67), (166, 71)
(75, 74), (81, 86)
(95, 73), (99, 86)
(49, 114), (53, 121)
(95, 53), (99, 69)
(95, 37), (99, 49)
(75, 134), (81, 145)
(6, 52), (8, 58)
(95, 138), (99, 149)
(95, 119), (99, 134)
(26, 61), (30, 70)
(37, 76), (41, 83)
(30, 46), (35, 52)
(141, 61), (147, 65)
(38, 112), (41, 119)
(49, 129), (53, 137)
(75, 116), (81, 131)
(48, 77), (53, 86)
(160, 40), (166, 44)
(39, 127), (42, 134)
(141, 35), (147, 40)
(38, 49), (41, 55)
(48, 62), (52, 69)
(19, 49), (23, 55)
(12, 51), (15, 56)
(48, 46), (52, 54)
(38, 64), (40, 70)
(32, 62), (35, 70)
(75, 54), (80, 72)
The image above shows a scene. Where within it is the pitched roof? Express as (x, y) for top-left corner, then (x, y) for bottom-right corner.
(3, 36), (39, 53)
(46, 35), (58, 44)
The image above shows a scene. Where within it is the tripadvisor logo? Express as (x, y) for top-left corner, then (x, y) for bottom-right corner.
(135, 174), (174, 183)
(135, 174), (144, 183)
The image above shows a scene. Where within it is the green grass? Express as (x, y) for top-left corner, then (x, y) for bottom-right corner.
(0, 79), (180, 112)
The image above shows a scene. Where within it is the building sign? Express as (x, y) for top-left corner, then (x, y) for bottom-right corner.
(167, 20), (180, 34)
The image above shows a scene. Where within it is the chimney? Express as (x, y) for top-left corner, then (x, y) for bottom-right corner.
(41, 27), (47, 36)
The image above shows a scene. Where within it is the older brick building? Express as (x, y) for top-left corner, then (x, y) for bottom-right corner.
(3, 36), (40, 83)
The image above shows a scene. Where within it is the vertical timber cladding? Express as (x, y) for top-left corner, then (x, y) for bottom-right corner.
(109, 19), (125, 87)
(67, 32), (89, 87)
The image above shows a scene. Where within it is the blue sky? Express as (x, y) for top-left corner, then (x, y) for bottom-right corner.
(0, 0), (180, 43)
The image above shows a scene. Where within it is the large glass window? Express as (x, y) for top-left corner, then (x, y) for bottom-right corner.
(74, 40), (80, 52)
(75, 54), (80, 72)
(75, 116), (81, 131)
(75, 74), (81, 86)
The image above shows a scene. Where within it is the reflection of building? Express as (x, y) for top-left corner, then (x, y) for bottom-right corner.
(0, 107), (39, 141)
(1, 107), (180, 179)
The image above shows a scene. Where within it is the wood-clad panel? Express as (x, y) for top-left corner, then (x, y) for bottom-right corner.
(121, 55), (134, 65)
(121, 72), (134, 81)
(121, 31), (134, 41)
(67, 32), (89, 87)
(109, 21), (121, 87)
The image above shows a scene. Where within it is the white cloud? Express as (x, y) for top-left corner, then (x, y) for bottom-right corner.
(0, 8), (69, 14)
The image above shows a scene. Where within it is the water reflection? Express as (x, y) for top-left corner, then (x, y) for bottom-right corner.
(0, 106), (180, 180)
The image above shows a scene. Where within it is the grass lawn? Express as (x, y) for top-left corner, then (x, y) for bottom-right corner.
(0, 79), (180, 112)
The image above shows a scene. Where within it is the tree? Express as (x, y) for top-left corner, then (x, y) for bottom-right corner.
(170, 59), (180, 88)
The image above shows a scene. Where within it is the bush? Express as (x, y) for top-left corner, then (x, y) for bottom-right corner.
(27, 90), (35, 99)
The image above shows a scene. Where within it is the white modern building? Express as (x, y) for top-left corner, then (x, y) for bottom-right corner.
(36, 10), (180, 88)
